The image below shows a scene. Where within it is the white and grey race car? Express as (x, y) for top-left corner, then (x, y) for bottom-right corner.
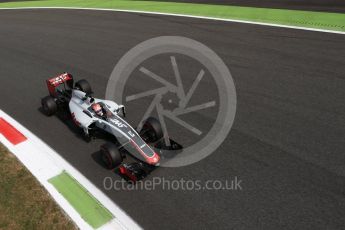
(41, 73), (164, 180)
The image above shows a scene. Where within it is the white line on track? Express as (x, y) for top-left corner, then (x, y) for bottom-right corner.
(0, 7), (344, 35)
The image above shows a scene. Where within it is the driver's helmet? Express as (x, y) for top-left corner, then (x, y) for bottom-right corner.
(92, 103), (103, 116)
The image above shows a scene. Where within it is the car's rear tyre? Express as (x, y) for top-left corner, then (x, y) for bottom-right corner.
(41, 96), (57, 116)
(75, 79), (92, 94)
(142, 117), (163, 142)
(100, 143), (123, 169)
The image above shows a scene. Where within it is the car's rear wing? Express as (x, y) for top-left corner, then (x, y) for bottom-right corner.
(46, 73), (74, 96)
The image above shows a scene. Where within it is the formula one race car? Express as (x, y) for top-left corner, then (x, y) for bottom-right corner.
(41, 73), (179, 182)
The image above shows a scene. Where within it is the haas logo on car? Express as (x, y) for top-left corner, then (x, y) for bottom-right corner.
(111, 119), (127, 128)
(50, 74), (70, 86)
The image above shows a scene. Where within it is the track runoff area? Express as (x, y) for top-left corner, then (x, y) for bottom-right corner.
(0, 110), (140, 230)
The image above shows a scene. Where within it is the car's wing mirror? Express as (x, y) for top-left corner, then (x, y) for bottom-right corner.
(116, 105), (126, 118)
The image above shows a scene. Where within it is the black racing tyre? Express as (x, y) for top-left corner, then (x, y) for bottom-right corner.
(100, 143), (123, 169)
(143, 117), (163, 142)
(75, 79), (92, 94)
(41, 96), (57, 116)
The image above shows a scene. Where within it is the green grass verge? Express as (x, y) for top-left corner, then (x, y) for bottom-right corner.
(0, 144), (76, 229)
(0, 0), (345, 32)
(48, 171), (113, 229)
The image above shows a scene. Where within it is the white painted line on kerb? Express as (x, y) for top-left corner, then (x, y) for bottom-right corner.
(0, 7), (344, 35)
(0, 110), (141, 230)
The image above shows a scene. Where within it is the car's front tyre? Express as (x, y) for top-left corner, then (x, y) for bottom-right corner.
(100, 143), (123, 169)
(141, 117), (163, 143)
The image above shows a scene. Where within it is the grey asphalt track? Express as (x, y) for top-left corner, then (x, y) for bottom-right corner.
(0, 9), (345, 230)
(142, 0), (345, 13)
